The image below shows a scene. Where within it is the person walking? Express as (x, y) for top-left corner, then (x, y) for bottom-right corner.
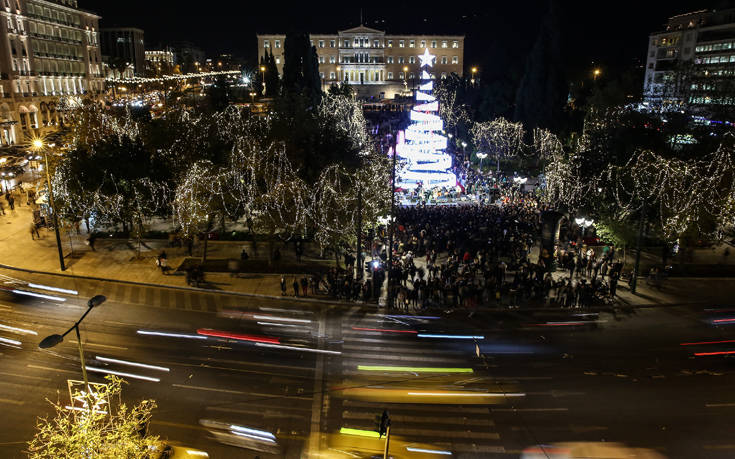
(87, 233), (97, 251)
(29, 221), (40, 240)
(7, 194), (14, 211)
(292, 278), (299, 297)
(300, 277), (308, 297)
(280, 275), (287, 296)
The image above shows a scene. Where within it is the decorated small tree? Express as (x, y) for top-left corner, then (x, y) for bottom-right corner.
(28, 376), (162, 459)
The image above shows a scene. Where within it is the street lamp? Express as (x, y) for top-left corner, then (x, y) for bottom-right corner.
(260, 65), (266, 95)
(33, 139), (65, 272)
(476, 152), (487, 171)
(39, 295), (107, 392)
(593, 68), (601, 81)
(471, 66), (478, 84)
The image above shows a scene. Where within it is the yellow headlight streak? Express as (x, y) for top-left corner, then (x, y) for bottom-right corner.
(339, 427), (381, 438)
(357, 365), (473, 373)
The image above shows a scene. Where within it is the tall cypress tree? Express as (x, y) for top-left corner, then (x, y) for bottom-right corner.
(265, 50), (280, 97)
(513, 1), (567, 131)
(282, 31), (321, 102)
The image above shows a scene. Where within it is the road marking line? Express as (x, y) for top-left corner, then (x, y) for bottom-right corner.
(493, 407), (569, 412)
(27, 364), (77, 374)
(0, 371), (46, 381)
(0, 397), (24, 405)
(342, 410), (493, 426)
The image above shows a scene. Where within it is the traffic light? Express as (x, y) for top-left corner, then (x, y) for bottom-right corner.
(375, 410), (390, 438)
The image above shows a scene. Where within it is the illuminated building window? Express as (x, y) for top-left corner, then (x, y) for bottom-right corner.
(399, 72), (404, 79)
(452, 41), (459, 48)
(344, 40), (350, 47)
(387, 40), (392, 47)
(421, 40), (426, 48)
(387, 56), (393, 63)
(263, 40), (270, 48)
(329, 55), (336, 63)
(319, 40), (324, 48)
(452, 56), (458, 64)
(399, 40), (405, 48)
(409, 40), (415, 48)
(398, 56), (404, 63)
(431, 40), (437, 48)
(374, 39), (380, 47)
(442, 41), (448, 48)
(441, 56), (447, 64)
(387, 72), (393, 79)
(330, 71), (335, 79)
(274, 40), (280, 48)
(330, 40), (335, 47)
(409, 56), (415, 64)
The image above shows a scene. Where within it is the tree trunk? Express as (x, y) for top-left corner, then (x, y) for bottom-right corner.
(220, 211), (226, 236)
(267, 227), (275, 266)
(334, 244), (341, 269)
(202, 236), (209, 263)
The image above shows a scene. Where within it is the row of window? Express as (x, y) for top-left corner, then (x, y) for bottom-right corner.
(263, 38), (460, 49)
(268, 54), (459, 66)
(317, 70), (450, 81)
(690, 96), (735, 105)
(695, 55), (735, 65)
(26, 2), (80, 27)
(29, 21), (85, 42)
(695, 42), (735, 53)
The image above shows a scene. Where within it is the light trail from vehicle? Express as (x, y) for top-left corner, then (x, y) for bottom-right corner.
(95, 356), (170, 372)
(339, 427), (380, 438)
(255, 342), (342, 355)
(406, 446), (452, 455)
(229, 424), (276, 440)
(0, 323), (37, 335)
(27, 283), (78, 295)
(351, 327), (418, 333)
(417, 334), (484, 339)
(680, 339), (735, 346)
(252, 315), (312, 324)
(86, 365), (161, 382)
(196, 328), (280, 344)
(11, 289), (65, 302)
(137, 330), (207, 340)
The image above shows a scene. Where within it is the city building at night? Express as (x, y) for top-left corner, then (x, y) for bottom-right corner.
(145, 48), (174, 76)
(0, 0), (104, 145)
(100, 27), (144, 77)
(257, 25), (465, 99)
(644, 9), (735, 109)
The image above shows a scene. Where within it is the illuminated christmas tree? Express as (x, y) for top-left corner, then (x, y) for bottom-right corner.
(395, 48), (457, 190)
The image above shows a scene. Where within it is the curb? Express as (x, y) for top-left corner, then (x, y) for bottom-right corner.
(0, 263), (357, 307)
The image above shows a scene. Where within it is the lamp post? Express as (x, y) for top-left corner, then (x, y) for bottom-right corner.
(336, 66), (341, 83)
(33, 139), (65, 272)
(593, 68), (601, 81)
(471, 66), (478, 85)
(476, 152), (487, 171)
(260, 65), (266, 96)
(403, 66), (408, 91)
(39, 295), (107, 392)
(461, 141), (468, 162)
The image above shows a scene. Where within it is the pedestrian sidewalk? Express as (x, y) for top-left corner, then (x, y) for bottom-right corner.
(0, 202), (328, 299)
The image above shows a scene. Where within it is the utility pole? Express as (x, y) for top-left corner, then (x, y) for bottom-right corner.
(377, 410), (391, 459)
(38, 141), (65, 271)
(631, 199), (646, 294)
(386, 132), (397, 308)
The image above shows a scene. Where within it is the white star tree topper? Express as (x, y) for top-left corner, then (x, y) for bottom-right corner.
(419, 48), (435, 68)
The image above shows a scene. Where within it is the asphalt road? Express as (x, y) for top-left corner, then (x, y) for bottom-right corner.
(1, 270), (734, 458)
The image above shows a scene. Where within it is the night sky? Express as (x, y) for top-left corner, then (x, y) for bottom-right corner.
(81, 0), (723, 79)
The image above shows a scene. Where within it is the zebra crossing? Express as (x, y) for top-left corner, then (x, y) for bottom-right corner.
(332, 308), (508, 457)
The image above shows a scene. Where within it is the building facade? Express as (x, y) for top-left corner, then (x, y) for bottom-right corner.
(0, 0), (103, 145)
(644, 9), (735, 108)
(100, 27), (144, 76)
(145, 49), (173, 76)
(257, 25), (465, 99)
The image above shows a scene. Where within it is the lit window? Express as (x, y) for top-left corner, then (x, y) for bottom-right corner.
(387, 40), (392, 47)
(441, 56), (447, 64)
(452, 56), (458, 64)
(399, 40), (404, 48)
(319, 40), (324, 48)
(398, 56), (404, 64)
(319, 56), (325, 63)
(274, 40), (280, 48)
(344, 40), (350, 47)
(409, 72), (415, 79)
(330, 71), (335, 79)
(319, 72), (324, 79)
(409, 40), (415, 48)
(275, 57), (280, 64)
(409, 56), (415, 64)
(420, 40), (426, 48)
(441, 72), (447, 79)
(442, 41), (448, 48)
(329, 55), (336, 63)
(387, 56), (393, 64)
(399, 72), (404, 79)
(374, 39), (379, 47)
(452, 41), (458, 48)
(431, 40), (437, 48)
(330, 40), (335, 47)
(264, 40), (270, 48)
(387, 72), (393, 79)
